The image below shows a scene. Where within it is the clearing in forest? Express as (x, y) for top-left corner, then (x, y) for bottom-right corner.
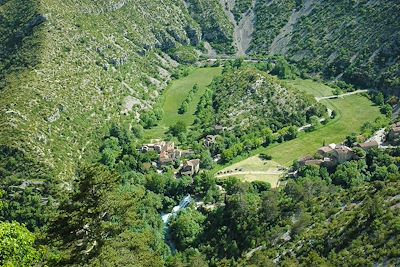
(216, 156), (283, 188)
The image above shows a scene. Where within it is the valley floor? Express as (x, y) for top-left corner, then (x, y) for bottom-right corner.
(143, 67), (381, 186)
(144, 67), (222, 140)
(216, 78), (381, 183)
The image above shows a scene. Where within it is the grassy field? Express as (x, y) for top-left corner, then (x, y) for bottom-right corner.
(144, 67), (222, 140)
(262, 94), (381, 166)
(218, 156), (282, 172)
(284, 79), (334, 97)
(216, 156), (283, 187)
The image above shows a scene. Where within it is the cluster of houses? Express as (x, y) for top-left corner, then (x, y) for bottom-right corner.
(298, 121), (400, 168)
(141, 141), (200, 176)
(299, 141), (379, 168)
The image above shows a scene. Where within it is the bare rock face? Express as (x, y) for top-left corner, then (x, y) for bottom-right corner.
(47, 109), (60, 123)
(121, 96), (141, 115)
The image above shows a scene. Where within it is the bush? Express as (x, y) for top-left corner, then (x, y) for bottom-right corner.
(259, 153), (272, 160)
(170, 46), (199, 64)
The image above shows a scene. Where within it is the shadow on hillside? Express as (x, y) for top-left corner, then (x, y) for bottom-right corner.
(0, 0), (44, 89)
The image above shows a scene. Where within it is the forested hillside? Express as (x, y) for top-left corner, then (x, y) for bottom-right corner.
(209, 66), (325, 130)
(0, 0), (221, 183)
(186, 0), (234, 54)
(250, 0), (400, 93)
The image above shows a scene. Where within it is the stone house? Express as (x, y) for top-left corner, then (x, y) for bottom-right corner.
(158, 147), (182, 166)
(332, 145), (355, 164)
(154, 141), (175, 153)
(317, 144), (336, 157)
(204, 135), (218, 147)
(141, 141), (182, 167)
(180, 159), (200, 176)
(357, 140), (379, 150)
(299, 156), (334, 168)
(317, 144), (355, 164)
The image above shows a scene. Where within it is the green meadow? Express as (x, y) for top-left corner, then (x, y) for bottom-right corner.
(144, 67), (222, 140)
(263, 95), (381, 166)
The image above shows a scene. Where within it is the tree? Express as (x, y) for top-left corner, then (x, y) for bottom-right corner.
(333, 87), (343, 97)
(309, 115), (321, 131)
(199, 149), (214, 169)
(0, 222), (41, 266)
(331, 109), (337, 119)
(178, 101), (189, 114)
(344, 133), (357, 147)
(380, 104), (392, 117)
(169, 121), (187, 137)
(49, 165), (166, 265)
(131, 124), (144, 139)
(332, 161), (366, 187)
(193, 172), (216, 196)
(140, 112), (158, 129)
(251, 181), (271, 193)
(100, 137), (122, 167)
(270, 57), (298, 79)
(169, 208), (206, 250)
(166, 249), (208, 267)
(373, 92), (384, 106)
(262, 127), (274, 145)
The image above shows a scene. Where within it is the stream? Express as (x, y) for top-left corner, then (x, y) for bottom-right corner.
(161, 195), (192, 224)
(161, 195), (193, 251)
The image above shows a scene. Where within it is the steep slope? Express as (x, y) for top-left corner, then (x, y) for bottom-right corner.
(0, 0), (206, 181)
(186, 0), (235, 54)
(219, 0), (256, 56)
(210, 67), (326, 130)
(250, 0), (400, 93)
(244, 180), (400, 266)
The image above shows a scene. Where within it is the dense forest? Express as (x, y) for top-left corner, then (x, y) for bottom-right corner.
(2, 123), (399, 266)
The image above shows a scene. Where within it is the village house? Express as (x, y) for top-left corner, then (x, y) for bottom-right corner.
(299, 157), (324, 167)
(180, 159), (200, 176)
(141, 141), (182, 166)
(300, 139), (386, 169)
(332, 145), (355, 163)
(299, 156), (334, 168)
(357, 140), (379, 150)
(317, 144), (336, 157)
(204, 135), (218, 147)
(154, 141), (175, 153)
(318, 144), (355, 164)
